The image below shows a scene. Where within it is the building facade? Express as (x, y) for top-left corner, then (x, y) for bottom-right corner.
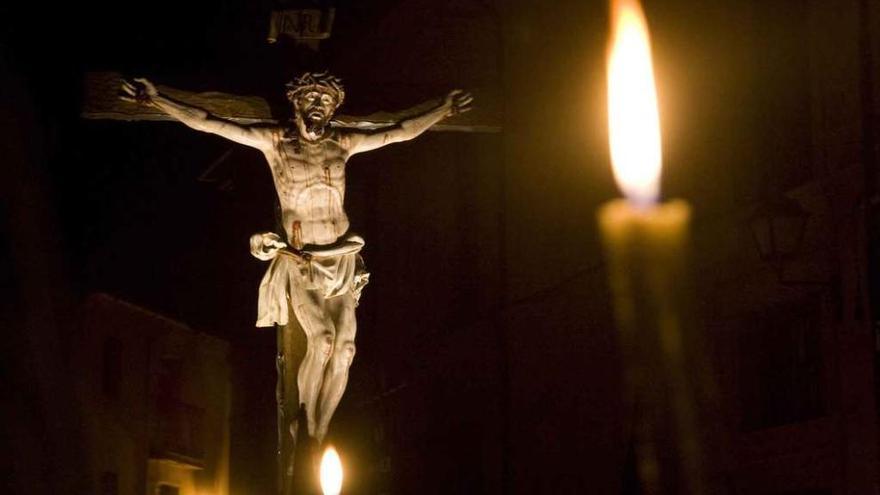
(74, 293), (231, 495)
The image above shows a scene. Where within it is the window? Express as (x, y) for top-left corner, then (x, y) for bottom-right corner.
(102, 337), (122, 399)
(738, 297), (824, 430)
(156, 358), (183, 398)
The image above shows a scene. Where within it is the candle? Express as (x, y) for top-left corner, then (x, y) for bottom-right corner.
(320, 446), (343, 495)
(598, 1), (709, 493)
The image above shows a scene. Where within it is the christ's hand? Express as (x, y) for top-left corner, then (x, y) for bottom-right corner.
(120, 78), (158, 105)
(443, 89), (473, 117)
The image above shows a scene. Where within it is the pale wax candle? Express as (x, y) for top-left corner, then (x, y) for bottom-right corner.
(599, 0), (711, 493)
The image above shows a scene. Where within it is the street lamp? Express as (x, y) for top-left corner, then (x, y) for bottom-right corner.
(747, 191), (840, 298)
(748, 193), (810, 280)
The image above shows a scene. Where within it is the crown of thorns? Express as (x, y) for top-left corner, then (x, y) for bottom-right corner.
(285, 72), (345, 107)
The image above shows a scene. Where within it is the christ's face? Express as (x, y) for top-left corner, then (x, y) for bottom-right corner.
(294, 90), (337, 139)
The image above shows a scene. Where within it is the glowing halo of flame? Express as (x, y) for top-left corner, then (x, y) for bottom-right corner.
(319, 446), (343, 495)
(607, 0), (663, 205)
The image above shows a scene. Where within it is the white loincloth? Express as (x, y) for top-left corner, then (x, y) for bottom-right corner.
(255, 234), (369, 327)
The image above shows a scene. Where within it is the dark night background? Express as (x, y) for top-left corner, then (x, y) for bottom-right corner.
(3, 0), (880, 494)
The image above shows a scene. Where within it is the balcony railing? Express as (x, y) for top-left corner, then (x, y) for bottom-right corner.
(151, 396), (205, 467)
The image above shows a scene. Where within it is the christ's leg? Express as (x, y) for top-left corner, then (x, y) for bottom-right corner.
(295, 289), (335, 438)
(314, 293), (357, 442)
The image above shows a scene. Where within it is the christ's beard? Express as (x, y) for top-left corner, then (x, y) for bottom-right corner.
(306, 118), (327, 136)
(301, 111), (329, 137)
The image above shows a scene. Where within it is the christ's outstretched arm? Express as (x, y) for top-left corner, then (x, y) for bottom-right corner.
(121, 78), (273, 151)
(346, 89), (472, 155)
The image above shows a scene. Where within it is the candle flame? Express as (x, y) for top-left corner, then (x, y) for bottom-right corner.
(607, 0), (662, 205)
(320, 446), (343, 495)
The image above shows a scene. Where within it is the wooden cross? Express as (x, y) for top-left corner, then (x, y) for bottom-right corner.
(81, 72), (500, 133)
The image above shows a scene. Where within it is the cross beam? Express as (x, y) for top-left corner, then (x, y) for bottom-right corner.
(81, 72), (500, 133)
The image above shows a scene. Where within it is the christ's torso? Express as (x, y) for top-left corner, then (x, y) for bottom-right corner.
(265, 128), (351, 246)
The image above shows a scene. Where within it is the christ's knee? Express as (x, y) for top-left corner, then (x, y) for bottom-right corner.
(307, 330), (335, 361)
(329, 340), (356, 374)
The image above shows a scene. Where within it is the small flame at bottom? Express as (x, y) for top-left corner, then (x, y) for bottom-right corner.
(320, 446), (343, 495)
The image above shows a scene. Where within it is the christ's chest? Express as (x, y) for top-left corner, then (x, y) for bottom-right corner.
(269, 139), (347, 195)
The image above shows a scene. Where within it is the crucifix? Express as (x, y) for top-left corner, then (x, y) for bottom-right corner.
(98, 71), (474, 491)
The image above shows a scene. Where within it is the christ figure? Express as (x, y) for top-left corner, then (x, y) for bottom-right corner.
(121, 72), (472, 484)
